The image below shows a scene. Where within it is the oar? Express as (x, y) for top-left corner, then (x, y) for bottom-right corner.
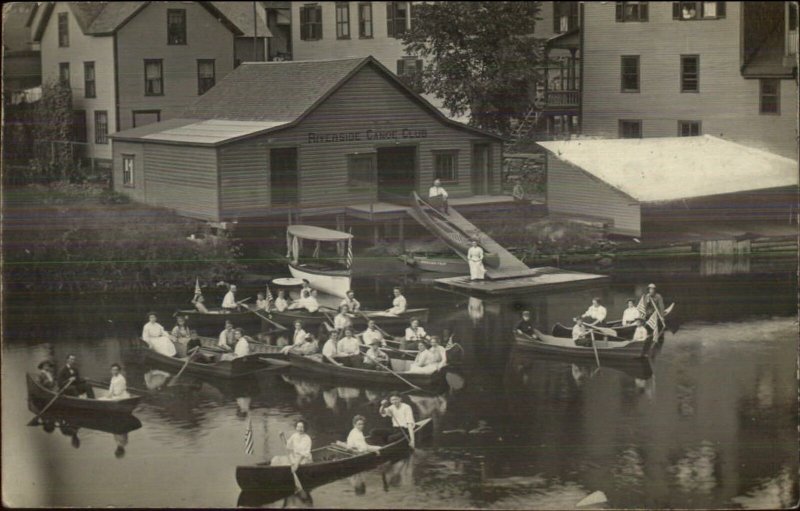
(279, 431), (305, 493)
(28, 377), (74, 426)
(167, 347), (199, 387)
(248, 308), (288, 331)
(588, 331), (601, 369)
(357, 311), (392, 339)
(584, 323), (617, 337)
(363, 352), (423, 392)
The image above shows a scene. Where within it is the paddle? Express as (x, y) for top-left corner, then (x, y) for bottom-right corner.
(364, 352), (423, 392)
(28, 377), (74, 426)
(584, 323), (617, 337)
(248, 308), (288, 331)
(588, 331), (601, 369)
(357, 311), (392, 339)
(279, 431), (305, 493)
(167, 347), (199, 387)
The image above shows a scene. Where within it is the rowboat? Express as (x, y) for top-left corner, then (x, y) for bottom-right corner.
(408, 192), (500, 268)
(398, 253), (469, 273)
(265, 307), (430, 332)
(515, 330), (655, 360)
(236, 418), (431, 492)
(280, 352), (447, 388)
(139, 339), (284, 379)
(26, 374), (143, 414)
(286, 225), (353, 298)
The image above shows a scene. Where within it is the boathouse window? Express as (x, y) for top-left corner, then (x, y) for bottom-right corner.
(397, 57), (423, 77)
(759, 79), (779, 115)
(144, 59), (163, 96)
(122, 155), (135, 187)
(94, 111), (108, 144)
(620, 56), (639, 92)
(678, 120), (701, 136)
(619, 120), (642, 138)
(433, 151), (458, 183)
(197, 59), (215, 95)
(59, 62), (70, 86)
(387, 1), (409, 38)
(359, 2), (373, 38)
(300, 4), (323, 41)
(672, 2), (725, 20)
(336, 2), (350, 39)
(680, 55), (699, 92)
(615, 2), (648, 22)
(348, 153), (376, 186)
(167, 9), (187, 45)
(84, 62), (95, 98)
(554, 2), (579, 33)
(58, 12), (69, 47)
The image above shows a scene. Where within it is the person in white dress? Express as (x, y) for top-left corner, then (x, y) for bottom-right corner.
(271, 420), (313, 469)
(337, 328), (362, 357)
(255, 292), (269, 311)
(361, 320), (385, 347)
(346, 415), (381, 453)
(621, 299), (641, 326)
(571, 318), (588, 341)
(467, 239), (486, 281)
(428, 178), (449, 214)
(218, 320), (236, 350)
(274, 289), (289, 312)
(334, 305), (353, 332)
(192, 294), (209, 313)
(99, 363), (131, 400)
(282, 321), (312, 354)
(321, 331), (339, 359)
(384, 287), (407, 316)
(221, 284), (239, 311)
(582, 297), (608, 326)
(142, 313), (176, 357)
(221, 328), (251, 361)
(632, 319), (649, 342)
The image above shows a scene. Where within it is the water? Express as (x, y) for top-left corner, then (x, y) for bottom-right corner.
(2, 261), (798, 508)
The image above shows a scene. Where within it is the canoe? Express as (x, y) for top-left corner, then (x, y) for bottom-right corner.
(265, 307), (430, 332)
(26, 373), (143, 414)
(140, 340), (284, 379)
(281, 352), (447, 388)
(27, 399), (143, 435)
(236, 418), (431, 492)
(359, 337), (465, 365)
(398, 253), (469, 273)
(173, 304), (264, 332)
(408, 191), (500, 268)
(515, 330), (654, 360)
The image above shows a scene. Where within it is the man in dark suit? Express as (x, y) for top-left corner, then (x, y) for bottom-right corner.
(58, 354), (94, 398)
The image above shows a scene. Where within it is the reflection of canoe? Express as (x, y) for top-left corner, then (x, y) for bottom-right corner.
(140, 341), (281, 379)
(281, 353), (447, 388)
(236, 418), (431, 492)
(509, 348), (654, 380)
(398, 253), (469, 273)
(26, 374), (143, 414)
(267, 307), (429, 332)
(515, 331), (654, 360)
(408, 192), (500, 268)
(27, 399), (142, 435)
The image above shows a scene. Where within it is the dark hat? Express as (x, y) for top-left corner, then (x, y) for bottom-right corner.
(38, 360), (55, 369)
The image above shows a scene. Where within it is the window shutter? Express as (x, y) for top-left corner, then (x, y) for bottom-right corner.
(641, 2), (648, 21)
(716, 1), (725, 18)
(315, 6), (322, 39)
(300, 7), (307, 39)
(397, 59), (405, 75)
(387, 2), (394, 37)
(672, 2), (680, 19)
(616, 1), (623, 21)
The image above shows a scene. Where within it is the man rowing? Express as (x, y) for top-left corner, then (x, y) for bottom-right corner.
(362, 338), (389, 368)
(222, 284), (240, 311)
(377, 394), (416, 448)
(57, 354), (95, 398)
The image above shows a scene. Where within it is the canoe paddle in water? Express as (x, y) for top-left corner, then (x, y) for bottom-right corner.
(167, 346), (200, 387)
(588, 332), (601, 369)
(279, 431), (305, 493)
(28, 377), (75, 426)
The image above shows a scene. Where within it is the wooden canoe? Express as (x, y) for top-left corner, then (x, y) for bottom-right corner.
(236, 418), (431, 492)
(139, 340), (284, 379)
(398, 253), (469, 274)
(357, 336), (465, 365)
(408, 191), (501, 268)
(26, 374), (143, 414)
(514, 330), (654, 360)
(264, 307), (430, 332)
(173, 304), (263, 332)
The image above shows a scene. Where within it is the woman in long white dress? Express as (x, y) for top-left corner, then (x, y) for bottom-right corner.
(142, 313), (176, 357)
(467, 239), (486, 281)
(271, 420), (313, 469)
(98, 363), (131, 400)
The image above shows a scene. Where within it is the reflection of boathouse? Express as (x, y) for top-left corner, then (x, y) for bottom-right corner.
(110, 56), (505, 233)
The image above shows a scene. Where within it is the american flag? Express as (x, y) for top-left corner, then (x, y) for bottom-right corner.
(244, 418), (254, 455)
(345, 240), (353, 269)
(193, 277), (202, 301)
(265, 284), (274, 308)
(636, 295), (647, 318)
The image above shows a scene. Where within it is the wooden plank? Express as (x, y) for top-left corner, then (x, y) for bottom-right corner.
(435, 266), (609, 296)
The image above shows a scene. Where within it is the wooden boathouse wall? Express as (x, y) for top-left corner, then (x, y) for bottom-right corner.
(545, 155), (641, 236)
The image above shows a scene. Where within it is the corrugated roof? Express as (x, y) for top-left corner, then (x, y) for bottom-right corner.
(538, 135), (798, 203)
(211, 1), (270, 37)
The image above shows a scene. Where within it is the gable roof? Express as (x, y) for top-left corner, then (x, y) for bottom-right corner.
(538, 135), (798, 203)
(210, 1), (269, 38)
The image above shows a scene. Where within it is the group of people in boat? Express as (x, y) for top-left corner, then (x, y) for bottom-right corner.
(36, 355), (130, 400)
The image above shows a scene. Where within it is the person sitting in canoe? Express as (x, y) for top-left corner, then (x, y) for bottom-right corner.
(186, 330), (214, 364)
(362, 338), (389, 369)
(37, 360), (57, 390)
(621, 299), (642, 326)
(336, 328), (363, 366)
(221, 284), (240, 311)
(427, 336), (448, 369)
(271, 419), (312, 469)
(142, 313), (177, 358)
(98, 363), (131, 400)
(274, 289), (289, 312)
(320, 330), (339, 359)
(221, 328), (251, 361)
(57, 354), (95, 398)
(382, 287), (407, 316)
(362, 320), (386, 347)
(632, 318), (649, 342)
(340, 290), (361, 312)
(376, 394), (416, 448)
(582, 297), (607, 326)
(289, 288), (320, 312)
(256, 292), (269, 311)
(334, 304), (353, 332)
(345, 415), (382, 453)
(514, 310), (535, 337)
(571, 318), (590, 345)
(170, 315), (191, 357)
(404, 318), (429, 349)
(281, 321), (317, 355)
(191, 294), (209, 313)
(407, 337), (447, 374)
(218, 320), (236, 351)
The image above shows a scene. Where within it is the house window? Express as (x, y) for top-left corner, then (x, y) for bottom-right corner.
(387, 1), (408, 38)
(678, 120), (701, 136)
(397, 57), (422, 77)
(167, 9), (187, 45)
(348, 153), (376, 186)
(619, 120), (642, 138)
(433, 151), (458, 182)
(615, 2), (648, 22)
(197, 59), (215, 95)
(336, 2), (350, 39)
(58, 12), (69, 47)
(359, 2), (373, 38)
(680, 55), (699, 92)
(59, 62), (70, 86)
(132, 110), (161, 128)
(759, 79), (779, 114)
(144, 59), (163, 96)
(620, 56), (639, 92)
(122, 155), (135, 187)
(84, 62), (95, 98)
(672, 2), (726, 20)
(300, 4), (323, 40)
(94, 111), (108, 144)
(553, 2), (579, 33)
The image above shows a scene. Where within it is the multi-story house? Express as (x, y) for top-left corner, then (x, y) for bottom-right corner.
(580, 1), (798, 160)
(33, 1), (269, 166)
(2, 3), (42, 96)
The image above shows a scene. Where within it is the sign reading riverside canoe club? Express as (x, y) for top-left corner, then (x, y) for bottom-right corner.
(307, 128), (429, 144)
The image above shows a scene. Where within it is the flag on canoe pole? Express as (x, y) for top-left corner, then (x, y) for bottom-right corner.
(646, 311), (659, 340)
(636, 295), (647, 318)
(346, 240), (353, 269)
(192, 277), (202, 303)
(244, 417), (254, 455)
(265, 284), (273, 309)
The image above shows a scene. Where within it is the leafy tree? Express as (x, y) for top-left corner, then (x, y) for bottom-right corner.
(402, 1), (546, 137)
(34, 79), (75, 179)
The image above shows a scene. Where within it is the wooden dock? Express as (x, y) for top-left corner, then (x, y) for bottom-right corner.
(435, 266), (609, 296)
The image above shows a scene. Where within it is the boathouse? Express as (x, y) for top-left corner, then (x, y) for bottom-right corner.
(109, 56), (503, 224)
(538, 135), (798, 238)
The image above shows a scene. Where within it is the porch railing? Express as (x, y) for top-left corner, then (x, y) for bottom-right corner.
(545, 90), (580, 108)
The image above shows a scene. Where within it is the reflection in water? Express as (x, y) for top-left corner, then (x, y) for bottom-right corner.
(612, 446), (646, 487)
(468, 297), (485, 325)
(731, 465), (796, 509)
(670, 441), (719, 494)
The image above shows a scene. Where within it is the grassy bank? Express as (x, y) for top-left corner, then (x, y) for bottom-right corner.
(3, 182), (244, 293)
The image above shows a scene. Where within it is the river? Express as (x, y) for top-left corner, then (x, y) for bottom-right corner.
(2, 259), (797, 508)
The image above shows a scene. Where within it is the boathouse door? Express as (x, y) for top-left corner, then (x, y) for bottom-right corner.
(377, 146), (417, 203)
(270, 147), (298, 209)
(472, 143), (491, 195)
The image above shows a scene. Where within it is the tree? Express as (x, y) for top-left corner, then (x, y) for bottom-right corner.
(34, 79), (75, 180)
(402, 2), (546, 137)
